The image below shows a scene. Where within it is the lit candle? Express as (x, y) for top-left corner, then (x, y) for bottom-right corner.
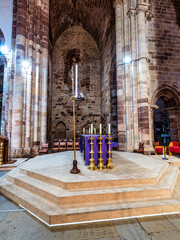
(83, 128), (85, 134)
(71, 66), (74, 96)
(91, 124), (93, 134)
(94, 128), (96, 134)
(108, 124), (111, 135)
(89, 127), (91, 134)
(100, 124), (102, 135)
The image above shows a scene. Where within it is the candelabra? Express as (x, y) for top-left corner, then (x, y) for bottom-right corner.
(106, 134), (114, 169)
(88, 134), (96, 171)
(97, 134), (105, 171)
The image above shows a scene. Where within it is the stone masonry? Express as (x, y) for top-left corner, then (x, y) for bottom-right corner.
(0, 0), (180, 156)
(49, 26), (101, 140)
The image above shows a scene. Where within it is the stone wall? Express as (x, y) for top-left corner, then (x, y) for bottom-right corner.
(50, 26), (101, 141)
(148, 0), (180, 141)
(100, 28), (117, 138)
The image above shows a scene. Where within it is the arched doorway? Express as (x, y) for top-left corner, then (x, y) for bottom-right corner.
(55, 122), (66, 139)
(152, 87), (180, 144)
(153, 97), (171, 145)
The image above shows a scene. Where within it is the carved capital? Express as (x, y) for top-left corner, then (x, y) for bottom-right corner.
(127, 8), (136, 18)
(113, 0), (123, 8)
(136, 4), (149, 14)
(150, 105), (159, 112)
(146, 11), (153, 21)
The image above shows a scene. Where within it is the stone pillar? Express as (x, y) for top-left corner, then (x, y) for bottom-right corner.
(11, 0), (27, 157)
(40, 48), (48, 144)
(123, 0), (132, 152)
(40, 0), (49, 144)
(114, 0), (127, 151)
(33, 44), (40, 146)
(136, 3), (151, 153)
(128, 8), (139, 150)
(1, 60), (11, 137)
(8, 0), (49, 157)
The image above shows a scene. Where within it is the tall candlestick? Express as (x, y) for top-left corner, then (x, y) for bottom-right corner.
(108, 124), (111, 134)
(71, 66), (74, 96)
(100, 124), (102, 135)
(91, 124), (93, 134)
(94, 128), (96, 134)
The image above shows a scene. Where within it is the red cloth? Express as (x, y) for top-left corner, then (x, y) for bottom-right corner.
(170, 146), (180, 153)
(179, 131), (180, 143)
(172, 142), (179, 146)
(156, 147), (163, 154)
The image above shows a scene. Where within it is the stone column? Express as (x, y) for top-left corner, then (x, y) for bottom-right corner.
(114, 0), (127, 151)
(11, 0), (27, 156)
(40, 0), (49, 144)
(128, 9), (139, 149)
(40, 48), (48, 144)
(1, 60), (11, 137)
(24, 0), (34, 153)
(123, 0), (133, 152)
(33, 0), (41, 151)
(136, 3), (151, 153)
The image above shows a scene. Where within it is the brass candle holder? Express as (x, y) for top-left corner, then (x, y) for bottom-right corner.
(106, 134), (114, 169)
(97, 134), (105, 171)
(88, 134), (96, 171)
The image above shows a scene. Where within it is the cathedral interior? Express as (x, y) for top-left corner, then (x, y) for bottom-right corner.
(1, 0), (180, 234)
(0, 0), (179, 157)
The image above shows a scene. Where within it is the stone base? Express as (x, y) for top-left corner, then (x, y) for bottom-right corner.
(0, 151), (180, 226)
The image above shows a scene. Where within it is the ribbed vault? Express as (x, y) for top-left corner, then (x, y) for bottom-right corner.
(49, 0), (115, 50)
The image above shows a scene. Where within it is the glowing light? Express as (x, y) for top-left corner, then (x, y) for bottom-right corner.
(124, 56), (131, 64)
(75, 64), (78, 98)
(22, 60), (30, 69)
(0, 46), (9, 55)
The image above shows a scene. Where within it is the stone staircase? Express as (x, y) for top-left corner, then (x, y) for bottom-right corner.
(0, 152), (180, 226)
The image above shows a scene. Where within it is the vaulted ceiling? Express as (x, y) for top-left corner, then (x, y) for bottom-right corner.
(49, 0), (115, 50)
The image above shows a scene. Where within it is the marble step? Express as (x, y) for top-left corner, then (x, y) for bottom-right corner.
(7, 165), (179, 207)
(1, 179), (180, 226)
(19, 163), (169, 190)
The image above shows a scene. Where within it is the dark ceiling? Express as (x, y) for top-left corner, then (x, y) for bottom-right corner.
(49, 0), (115, 50)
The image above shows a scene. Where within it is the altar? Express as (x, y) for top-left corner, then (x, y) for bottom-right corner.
(80, 135), (112, 166)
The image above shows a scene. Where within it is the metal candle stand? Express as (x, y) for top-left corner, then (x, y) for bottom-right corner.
(106, 134), (114, 169)
(88, 134), (96, 171)
(97, 134), (105, 171)
(70, 95), (80, 174)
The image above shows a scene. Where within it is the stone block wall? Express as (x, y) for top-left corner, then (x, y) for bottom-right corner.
(100, 28), (117, 138)
(148, 0), (180, 141)
(50, 26), (101, 141)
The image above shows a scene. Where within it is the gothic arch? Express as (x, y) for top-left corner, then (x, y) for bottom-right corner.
(55, 121), (66, 139)
(151, 85), (180, 107)
(81, 121), (98, 130)
(151, 85), (180, 142)
(52, 118), (70, 132)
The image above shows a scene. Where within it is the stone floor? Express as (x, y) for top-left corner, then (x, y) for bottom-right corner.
(1, 172), (180, 240)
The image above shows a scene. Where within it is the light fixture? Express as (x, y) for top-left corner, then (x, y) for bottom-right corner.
(124, 56), (131, 64)
(0, 46), (9, 55)
(22, 60), (30, 69)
